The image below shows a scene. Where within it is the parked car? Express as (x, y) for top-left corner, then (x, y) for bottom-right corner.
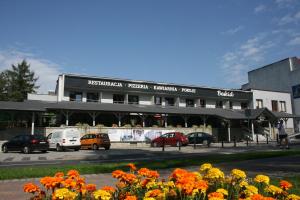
(186, 132), (216, 147)
(151, 132), (188, 147)
(47, 128), (81, 151)
(80, 133), (111, 150)
(1, 134), (49, 154)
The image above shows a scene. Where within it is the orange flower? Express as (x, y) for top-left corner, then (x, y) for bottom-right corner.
(122, 173), (137, 184)
(280, 180), (293, 190)
(101, 185), (116, 193)
(124, 195), (137, 200)
(251, 194), (264, 200)
(62, 178), (77, 189)
(112, 170), (126, 179)
(54, 172), (64, 177)
(263, 197), (276, 200)
(67, 169), (80, 178)
(40, 176), (63, 190)
(138, 168), (159, 179)
(23, 183), (40, 194)
(145, 189), (163, 198)
(208, 192), (224, 199)
(85, 184), (96, 192)
(127, 163), (137, 171)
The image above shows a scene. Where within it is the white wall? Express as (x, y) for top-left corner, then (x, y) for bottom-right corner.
(28, 93), (58, 102)
(63, 91), (70, 101)
(252, 89), (293, 128)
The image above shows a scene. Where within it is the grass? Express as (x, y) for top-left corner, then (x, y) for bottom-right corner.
(0, 149), (300, 180)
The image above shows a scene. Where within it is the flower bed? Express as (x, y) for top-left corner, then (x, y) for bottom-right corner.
(24, 163), (299, 200)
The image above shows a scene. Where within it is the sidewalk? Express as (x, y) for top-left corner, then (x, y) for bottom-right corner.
(1, 155), (300, 200)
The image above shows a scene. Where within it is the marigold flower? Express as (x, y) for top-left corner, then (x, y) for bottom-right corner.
(280, 180), (293, 190)
(62, 178), (77, 189)
(244, 185), (258, 196)
(52, 188), (77, 200)
(231, 169), (246, 180)
(143, 198), (156, 200)
(254, 175), (270, 185)
(250, 194), (264, 200)
(138, 168), (159, 179)
(216, 188), (228, 196)
(239, 180), (249, 188)
(54, 172), (64, 177)
(205, 168), (224, 180)
(112, 170), (126, 179)
(263, 197), (276, 200)
(287, 194), (300, 200)
(199, 163), (213, 172)
(93, 189), (112, 200)
(125, 195), (138, 200)
(67, 169), (80, 179)
(265, 185), (283, 195)
(101, 186), (116, 193)
(40, 176), (63, 190)
(23, 183), (40, 194)
(208, 192), (224, 200)
(145, 189), (164, 198)
(127, 163), (137, 171)
(84, 184), (96, 192)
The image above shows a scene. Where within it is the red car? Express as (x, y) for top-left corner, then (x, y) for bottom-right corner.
(151, 132), (189, 147)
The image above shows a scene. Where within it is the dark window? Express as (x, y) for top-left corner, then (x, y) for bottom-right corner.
(229, 101), (233, 109)
(241, 102), (248, 109)
(155, 96), (162, 105)
(292, 84), (300, 98)
(165, 97), (175, 106)
(271, 100), (278, 112)
(87, 92), (99, 102)
(113, 94), (125, 104)
(70, 92), (82, 102)
(200, 99), (206, 108)
(128, 95), (139, 104)
(216, 101), (223, 108)
(186, 99), (194, 107)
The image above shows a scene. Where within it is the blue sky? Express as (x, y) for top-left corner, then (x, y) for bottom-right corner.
(0, 0), (300, 92)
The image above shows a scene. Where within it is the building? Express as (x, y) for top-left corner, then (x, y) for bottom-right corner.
(242, 57), (300, 132)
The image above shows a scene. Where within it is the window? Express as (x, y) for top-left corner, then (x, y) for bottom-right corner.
(87, 92), (99, 102)
(128, 95), (139, 104)
(279, 101), (286, 112)
(200, 99), (206, 108)
(241, 102), (248, 110)
(271, 100), (278, 112)
(292, 84), (300, 98)
(216, 101), (223, 108)
(70, 92), (82, 102)
(165, 97), (175, 106)
(256, 99), (263, 109)
(186, 99), (194, 107)
(154, 96), (162, 105)
(113, 94), (125, 104)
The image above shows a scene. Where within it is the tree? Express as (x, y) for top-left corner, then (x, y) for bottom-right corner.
(1, 60), (39, 101)
(0, 71), (9, 101)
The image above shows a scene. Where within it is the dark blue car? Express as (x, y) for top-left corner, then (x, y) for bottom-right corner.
(186, 132), (216, 147)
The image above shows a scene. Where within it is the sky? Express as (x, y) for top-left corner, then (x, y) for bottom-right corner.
(0, 0), (300, 93)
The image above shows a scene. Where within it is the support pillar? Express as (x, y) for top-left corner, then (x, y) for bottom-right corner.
(31, 112), (35, 135)
(202, 116), (207, 132)
(164, 115), (168, 128)
(227, 120), (231, 142)
(183, 115), (188, 128)
(251, 121), (255, 141)
(268, 121), (272, 139)
(138, 113), (146, 127)
(62, 111), (73, 126)
(88, 112), (99, 127)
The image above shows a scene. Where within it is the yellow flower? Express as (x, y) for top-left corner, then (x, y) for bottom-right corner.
(199, 163), (213, 172)
(265, 185), (283, 195)
(254, 174), (270, 185)
(239, 180), (249, 188)
(143, 198), (156, 200)
(287, 194), (300, 200)
(166, 181), (175, 188)
(216, 188), (228, 196)
(205, 168), (224, 180)
(244, 185), (258, 196)
(53, 188), (77, 200)
(146, 180), (157, 189)
(93, 189), (112, 200)
(231, 169), (246, 180)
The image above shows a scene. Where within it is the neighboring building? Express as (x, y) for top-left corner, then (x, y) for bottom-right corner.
(242, 57), (300, 131)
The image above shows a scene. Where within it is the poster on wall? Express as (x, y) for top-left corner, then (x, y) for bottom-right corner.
(107, 128), (175, 142)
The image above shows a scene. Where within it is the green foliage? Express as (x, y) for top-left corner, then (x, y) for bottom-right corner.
(0, 60), (39, 101)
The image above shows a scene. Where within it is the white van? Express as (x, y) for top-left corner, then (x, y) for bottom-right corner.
(47, 128), (81, 151)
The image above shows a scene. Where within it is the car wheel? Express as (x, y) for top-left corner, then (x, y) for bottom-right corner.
(104, 146), (110, 150)
(41, 150), (47, 153)
(74, 147), (80, 151)
(92, 144), (98, 150)
(56, 144), (62, 152)
(2, 145), (8, 153)
(23, 146), (30, 154)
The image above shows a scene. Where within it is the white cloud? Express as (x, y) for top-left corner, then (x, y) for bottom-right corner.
(254, 4), (267, 13)
(278, 11), (300, 25)
(222, 26), (244, 35)
(288, 36), (300, 45)
(275, 0), (297, 8)
(0, 49), (62, 93)
(221, 34), (274, 84)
